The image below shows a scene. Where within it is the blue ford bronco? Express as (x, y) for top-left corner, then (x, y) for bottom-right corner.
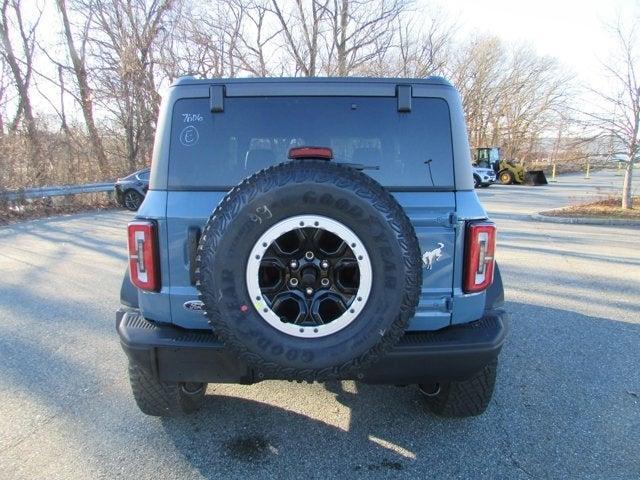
(117, 77), (508, 418)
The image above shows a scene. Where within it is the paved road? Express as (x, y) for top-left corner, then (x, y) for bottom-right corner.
(482, 168), (639, 217)
(1, 172), (638, 479)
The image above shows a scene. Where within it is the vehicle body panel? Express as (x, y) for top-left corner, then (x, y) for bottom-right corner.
(135, 77), (489, 333)
(163, 190), (459, 331)
(135, 190), (171, 323)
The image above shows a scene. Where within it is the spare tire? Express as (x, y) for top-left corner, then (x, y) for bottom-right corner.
(196, 160), (422, 380)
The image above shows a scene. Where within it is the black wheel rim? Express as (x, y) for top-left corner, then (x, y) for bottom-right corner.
(258, 226), (360, 327)
(124, 191), (141, 210)
(246, 215), (372, 338)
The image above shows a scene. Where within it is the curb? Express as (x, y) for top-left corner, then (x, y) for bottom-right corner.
(530, 213), (640, 227)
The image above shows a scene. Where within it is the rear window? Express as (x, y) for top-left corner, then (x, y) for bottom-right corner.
(168, 96), (453, 189)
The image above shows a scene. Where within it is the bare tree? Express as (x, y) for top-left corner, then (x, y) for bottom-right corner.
(232, 0), (281, 76)
(270, 0), (328, 77)
(324, 0), (406, 76)
(56, 0), (109, 176)
(268, 0), (410, 77)
(498, 45), (573, 161)
(0, 55), (9, 133)
(395, 9), (454, 77)
(586, 19), (638, 209)
(160, 0), (276, 80)
(0, 0), (43, 181)
(449, 36), (506, 150)
(84, 0), (175, 170)
(449, 36), (573, 164)
(354, 7), (453, 78)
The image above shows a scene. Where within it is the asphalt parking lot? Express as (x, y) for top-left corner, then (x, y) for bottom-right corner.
(1, 171), (638, 479)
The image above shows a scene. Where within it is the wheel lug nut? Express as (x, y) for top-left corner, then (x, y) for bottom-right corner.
(321, 278), (330, 287)
(305, 251), (314, 260)
(320, 260), (329, 269)
(289, 278), (299, 287)
(306, 287), (313, 296)
(290, 260), (298, 269)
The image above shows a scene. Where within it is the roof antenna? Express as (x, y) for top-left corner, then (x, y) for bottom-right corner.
(424, 159), (435, 187)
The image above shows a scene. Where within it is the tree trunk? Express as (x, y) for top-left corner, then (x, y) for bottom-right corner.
(57, 0), (109, 178)
(0, 0), (43, 183)
(621, 160), (634, 209)
(337, 0), (348, 76)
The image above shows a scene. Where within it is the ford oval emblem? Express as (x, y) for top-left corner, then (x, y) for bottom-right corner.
(183, 300), (205, 311)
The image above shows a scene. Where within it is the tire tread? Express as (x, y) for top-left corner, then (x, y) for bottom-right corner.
(128, 364), (205, 416)
(424, 360), (497, 417)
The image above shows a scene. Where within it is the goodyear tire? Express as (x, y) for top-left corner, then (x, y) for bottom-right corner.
(196, 161), (422, 380)
(419, 360), (497, 417)
(128, 363), (206, 416)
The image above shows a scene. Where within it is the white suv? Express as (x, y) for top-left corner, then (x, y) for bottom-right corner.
(473, 165), (497, 188)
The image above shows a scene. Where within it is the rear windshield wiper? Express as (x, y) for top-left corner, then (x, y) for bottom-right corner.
(336, 162), (380, 171)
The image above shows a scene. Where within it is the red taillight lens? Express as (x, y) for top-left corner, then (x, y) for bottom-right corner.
(463, 221), (496, 293)
(288, 146), (333, 160)
(127, 220), (160, 292)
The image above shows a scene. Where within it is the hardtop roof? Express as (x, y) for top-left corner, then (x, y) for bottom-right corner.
(171, 76), (453, 88)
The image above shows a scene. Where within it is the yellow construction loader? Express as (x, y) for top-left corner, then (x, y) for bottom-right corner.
(474, 147), (548, 185)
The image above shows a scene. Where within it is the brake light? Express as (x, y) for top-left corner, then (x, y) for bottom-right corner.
(127, 220), (160, 291)
(463, 221), (496, 293)
(288, 146), (333, 160)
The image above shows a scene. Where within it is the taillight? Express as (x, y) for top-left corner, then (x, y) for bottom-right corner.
(127, 220), (160, 291)
(463, 221), (496, 293)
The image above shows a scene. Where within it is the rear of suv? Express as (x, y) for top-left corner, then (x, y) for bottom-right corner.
(117, 77), (508, 418)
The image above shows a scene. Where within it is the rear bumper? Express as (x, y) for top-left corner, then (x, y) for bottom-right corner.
(116, 308), (509, 385)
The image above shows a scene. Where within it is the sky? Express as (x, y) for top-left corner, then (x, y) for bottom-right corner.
(431, 0), (638, 91)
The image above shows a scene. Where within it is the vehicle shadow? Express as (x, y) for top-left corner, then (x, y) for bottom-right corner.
(160, 390), (428, 478)
(156, 301), (640, 479)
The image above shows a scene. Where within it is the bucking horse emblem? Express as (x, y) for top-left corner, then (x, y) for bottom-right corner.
(422, 242), (444, 270)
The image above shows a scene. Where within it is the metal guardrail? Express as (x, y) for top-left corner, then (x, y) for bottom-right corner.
(1, 182), (114, 201)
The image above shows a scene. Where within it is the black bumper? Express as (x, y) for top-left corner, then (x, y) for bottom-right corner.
(116, 309), (509, 385)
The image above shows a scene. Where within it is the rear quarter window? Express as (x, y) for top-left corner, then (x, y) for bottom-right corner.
(168, 96), (453, 190)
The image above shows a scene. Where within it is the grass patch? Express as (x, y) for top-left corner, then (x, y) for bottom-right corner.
(542, 196), (640, 220)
